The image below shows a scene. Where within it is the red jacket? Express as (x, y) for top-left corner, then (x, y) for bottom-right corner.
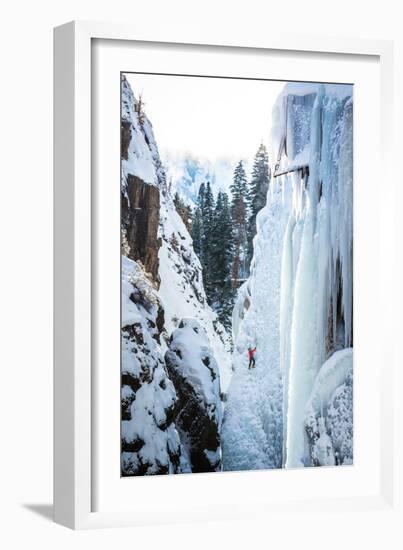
(248, 348), (256, 359)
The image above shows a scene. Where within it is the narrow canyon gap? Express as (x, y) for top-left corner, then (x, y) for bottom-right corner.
(120, 75), (353, 475)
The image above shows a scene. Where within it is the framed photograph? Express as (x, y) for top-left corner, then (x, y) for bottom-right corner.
(54, 21), (395, 529)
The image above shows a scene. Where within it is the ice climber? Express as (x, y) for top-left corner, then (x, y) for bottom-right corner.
(248, 346), (256, 369)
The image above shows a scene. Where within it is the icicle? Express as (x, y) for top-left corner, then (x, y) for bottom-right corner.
(223, 83), (353, 471)
(280, 211), (296, 464)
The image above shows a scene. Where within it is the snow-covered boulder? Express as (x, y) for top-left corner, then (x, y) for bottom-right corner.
(165, 318), (222, 472)
(121, 256), (185, 475)
(304, 349), (353, 466)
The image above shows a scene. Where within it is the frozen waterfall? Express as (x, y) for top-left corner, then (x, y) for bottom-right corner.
(222, 83), (353, 470)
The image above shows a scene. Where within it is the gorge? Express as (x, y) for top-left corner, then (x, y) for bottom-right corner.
(120, 75), (353, 475)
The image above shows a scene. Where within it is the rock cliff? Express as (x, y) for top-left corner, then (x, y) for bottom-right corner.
(165, 318), (222, 472)
(120, 75), (231, 475)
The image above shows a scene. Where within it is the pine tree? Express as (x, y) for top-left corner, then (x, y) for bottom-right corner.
(192, 207), (203, 259)
(192, 183), (205, 260)
(200, 182), (215, 294)
(211, 192), (233, 277)
(202, 182), (214, 232)
(247, 144), (271, 265)
(197, 181), (206, 211)
(210, 192), (234, 329)
(231, 197), (248, 285)
(230, 161), (249, 286)
(230, 160), (248, 210)
(191, 183), (237, 330)
(191, 181), (214, 285)
(135, 92), (146, 127)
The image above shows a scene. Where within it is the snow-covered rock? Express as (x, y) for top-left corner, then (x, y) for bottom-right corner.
(121, 76), (163, 189)
(121, 75), (233, 475)
(158, 191), (232, 391)
(305, 348), (353, 466)
(122, 74), (232, 390)
(304, 348), (353, 466)
(223, 83), (353, 470)
(121, 256), (184, 475)
(121, 75), (163, 282)
(165, 318), (222, 472)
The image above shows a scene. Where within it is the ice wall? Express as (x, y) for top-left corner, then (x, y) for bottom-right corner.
(223, 83), (353, 470)
(222, 179), (290, 470)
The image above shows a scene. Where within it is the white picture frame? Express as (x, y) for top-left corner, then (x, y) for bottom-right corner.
(54, 20), (396, 530)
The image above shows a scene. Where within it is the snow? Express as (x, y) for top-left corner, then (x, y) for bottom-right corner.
(305, 348), (353, 417)
(327, 372), (353, 465)
(312, 417), (336, 466)
(168, 318), (222, 421)
(305, 349), (353, 467)
(165, 318), (223, 471)
(121, 77), (234, 475)
(158, 190), (233, 392)
(122, 74), (232, 393)
(121, 74), (353, 474)
(121, 256), (183, 475)
(222, 181), (289, 471)
(121, 256), (155, 327)
(223, 82), (353, 470)
(121, 76), (159, 187)
(231, 280), (251, 342)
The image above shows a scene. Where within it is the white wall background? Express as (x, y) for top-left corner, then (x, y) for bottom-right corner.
(0, 0), (401, 547)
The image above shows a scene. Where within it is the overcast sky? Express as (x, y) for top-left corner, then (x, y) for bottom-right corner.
(125, 73), (284, 164)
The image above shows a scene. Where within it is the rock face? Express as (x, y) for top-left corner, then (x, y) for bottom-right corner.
(121, 74), (166, 286)
(121, 74), (231, 394)
(165, 318), (222, 472)
(120, 75), (232, 475)
(122, 175), (161, 284)
(121, 76), (185, 476)
(121, 256), (185, 476)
